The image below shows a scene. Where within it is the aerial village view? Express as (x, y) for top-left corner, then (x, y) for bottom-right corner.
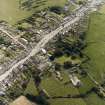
(0, 0), (105, 105)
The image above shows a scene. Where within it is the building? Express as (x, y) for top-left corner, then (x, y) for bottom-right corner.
(41, 48), (47, 54)
(69, 74), (81, 87)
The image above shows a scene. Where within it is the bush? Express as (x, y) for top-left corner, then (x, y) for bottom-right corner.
(71, 55), (77, 60)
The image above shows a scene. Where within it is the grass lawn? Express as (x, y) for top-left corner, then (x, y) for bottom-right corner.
(55, 55), (81, 65)
(78, 76), (94, 94)
(55, 55), (71, 64)
(24, 78), (38, 96)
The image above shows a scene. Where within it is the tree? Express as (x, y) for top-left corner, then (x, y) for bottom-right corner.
(33, 75), (41, 87)
(64, 61), (72, 69)
(55, 63), (61, 71)
(78, 1), (84, 5)
(49, 6), (63, 14)
(54, 48), (63, 58)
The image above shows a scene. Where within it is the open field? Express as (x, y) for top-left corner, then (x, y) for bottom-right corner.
(55, 55), (81, 65)
(84, 12), (105, 82)
(82, 6), (105, 105)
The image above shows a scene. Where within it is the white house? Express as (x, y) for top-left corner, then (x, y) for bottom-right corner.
(69, 74), (81, 87)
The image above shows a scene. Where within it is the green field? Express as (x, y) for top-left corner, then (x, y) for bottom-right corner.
(0, 0), (67, 24)
(84, 12), (105, 82)
(81, 5), (105, 105)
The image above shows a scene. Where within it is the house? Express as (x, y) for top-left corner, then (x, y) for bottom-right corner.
(41, 48), (47, 54)
(69, 74), (81, 87)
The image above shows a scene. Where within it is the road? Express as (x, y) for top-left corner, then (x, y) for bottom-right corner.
(0, 0), (104, 82)
(0, 28), (27, 50)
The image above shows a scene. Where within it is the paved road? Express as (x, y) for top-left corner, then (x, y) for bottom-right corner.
(0, 0), (104, 82)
